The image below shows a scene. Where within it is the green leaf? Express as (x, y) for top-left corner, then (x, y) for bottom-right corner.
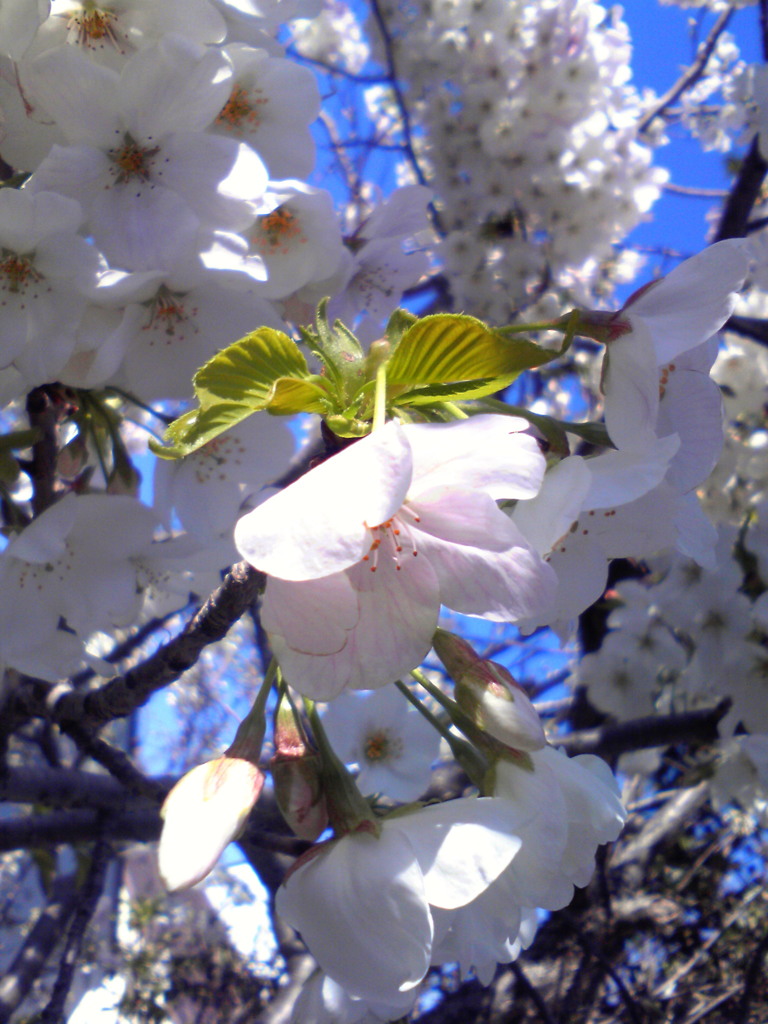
(151, 327), (332, 458)
(193, 327), (311, 408)
(393, 377), (512, 405)
(386, 314), (565, 399)
(150, 404), (252, 459)
(266, 376), (332, 415)
(384, 307), (418, 347)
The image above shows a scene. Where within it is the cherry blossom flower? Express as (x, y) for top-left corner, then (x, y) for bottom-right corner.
(235, 415), (556, 698)
(321, 686), (441, 801)
(275, 796), (529, 1004)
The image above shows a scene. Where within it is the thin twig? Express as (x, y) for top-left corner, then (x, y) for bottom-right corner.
(40, 841), (113, 1024)
(637, 7), (735, 136)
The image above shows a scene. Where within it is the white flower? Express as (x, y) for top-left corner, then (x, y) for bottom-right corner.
(0, 189), (101, 387)
(235, 415), (556, 698)
(321, 686), (441, 801)
(215, 44), (320, 179)
(0, 493), (157, 679)
(275, 796), (528, 1004)
(430, 747), (626, 982)
(27, 36), (268, 248)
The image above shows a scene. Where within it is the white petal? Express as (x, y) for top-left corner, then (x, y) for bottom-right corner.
(276, 830), (432, 1002)
(629, 239), (749, 365)
(410, 489), (521, 551)
(415, 527), (557, 622)
(390, 797), (528, 910)
(406, 415), (545, 500)
(235, 422), (412, 581)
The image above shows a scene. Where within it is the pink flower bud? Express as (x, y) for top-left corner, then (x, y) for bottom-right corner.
(271, 752), (329, 841)
(159, 756), (265, 892)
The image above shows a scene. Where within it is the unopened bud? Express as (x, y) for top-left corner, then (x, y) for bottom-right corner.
(159, 756), (265, 892)
(434, 629), (545, 752)
(457, 662), (546, 752)
(271, 752), (328, 841)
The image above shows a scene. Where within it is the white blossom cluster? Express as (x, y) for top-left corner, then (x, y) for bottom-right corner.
(0, 0), (432, 681)
(344, 0), (670, 320)
(1, 1), (763, 1018)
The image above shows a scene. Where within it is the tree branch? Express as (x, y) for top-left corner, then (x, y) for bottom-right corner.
(556, 702), (730, 758)
(637, 7), (734, 136)
(5, 561), (264, 732)
(715, 136), (768, 241)
(0, 874), (80, 1024)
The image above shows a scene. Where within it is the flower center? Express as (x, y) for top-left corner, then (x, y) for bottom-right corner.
(363, 508), (421, 572)
(0, 252), (42, 293)
(252, 209), (305, 256)
(363, 728), (403, 763)
(109, 134), (159, 184)
(65, 2), (125, 52)
(142, 287), (197, 342)
(216, 84), (265, 130)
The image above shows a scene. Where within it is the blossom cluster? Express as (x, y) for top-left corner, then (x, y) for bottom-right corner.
(2, 0), (765, 1018)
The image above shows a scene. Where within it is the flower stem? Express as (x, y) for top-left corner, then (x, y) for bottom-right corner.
(372, 360), (387, 432)
(401, 675), (488, 786)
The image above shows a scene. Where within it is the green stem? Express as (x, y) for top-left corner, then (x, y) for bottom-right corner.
(441, 402), (469, 420)
(227, 659), (277, 758)
(405, 673), (489, 786)
(372, 360), (387, 432)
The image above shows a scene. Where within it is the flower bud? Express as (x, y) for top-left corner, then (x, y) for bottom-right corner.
(159, 756), (265, 892)
(271, 700), (329, 840)
(456, 661), (546, 752)
(434, 629), (545, 752)
(271, 752), (328, 841)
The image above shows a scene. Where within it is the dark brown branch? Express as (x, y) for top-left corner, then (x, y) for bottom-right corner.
(556, 702), (730, 758)
(726, 314), (768, 346)
(62, 726), (169, 802)
(25, 386), (61, 517)
(0, 765), (142, 810)
(5, 561), (264, 732)
(0, 874), (80, 1024)
(715, 136), (768, 241)
(40, 840), (112, 1024)
(0, 808), (161, 851)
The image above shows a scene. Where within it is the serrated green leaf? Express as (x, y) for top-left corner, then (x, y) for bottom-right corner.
(150, 403), (253, 459)
(266, 376), (332, 415)
(193, 327), (311, 409)
(386, 314), (564, 397)
(385, 307), (418, 347)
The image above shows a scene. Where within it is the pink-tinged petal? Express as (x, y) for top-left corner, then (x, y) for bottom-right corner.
(262, 574), (358, 657)
(410, 489), (522, 551)
(388, 797), (528, 910)
(602, 319), (659, 450)
(235, 423), (412, 581)
(276, 829), (432, 1002)
(406, 415), (545, 500)
(264, 554), (440, 698)
(628, 239), (748, 365)
(657, 370), (723, 493)
(416, 527), (557, 623)
(591, 483), (680, 559)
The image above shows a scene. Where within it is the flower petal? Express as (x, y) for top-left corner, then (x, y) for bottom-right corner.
(235, 422), (412, 581)
(406, 415), (545, 500)
(388, 797), (529, 910)
(276, 829), (433, 1002)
